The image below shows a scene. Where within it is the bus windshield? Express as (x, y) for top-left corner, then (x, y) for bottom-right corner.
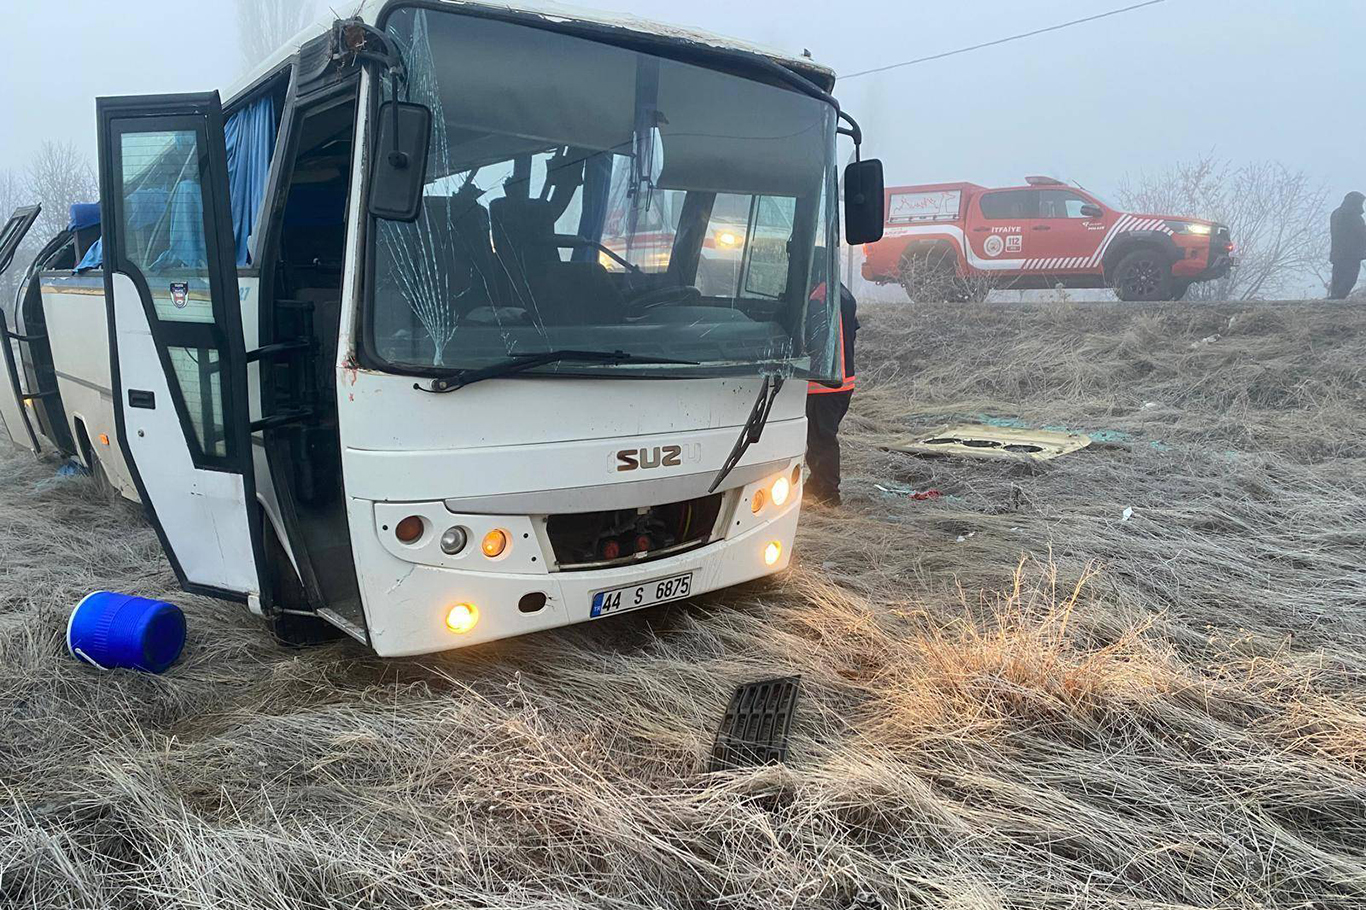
(367, 7), (840, 380)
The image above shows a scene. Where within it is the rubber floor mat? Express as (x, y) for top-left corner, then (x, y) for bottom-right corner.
(710, 676), (801, 771)
(888, 424), (1091, 461)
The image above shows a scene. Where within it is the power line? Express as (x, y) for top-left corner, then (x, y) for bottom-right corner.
(841, 0), (1168, 80)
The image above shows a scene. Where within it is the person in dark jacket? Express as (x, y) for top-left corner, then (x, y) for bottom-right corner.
(1329, 191), (1366, 299)
(806, 282), (857, 506)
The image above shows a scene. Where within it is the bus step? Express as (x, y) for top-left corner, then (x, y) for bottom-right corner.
(710, 675), (801, 771)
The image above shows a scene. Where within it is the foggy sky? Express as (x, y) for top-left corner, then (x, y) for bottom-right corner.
(3, 0), (1362, 207)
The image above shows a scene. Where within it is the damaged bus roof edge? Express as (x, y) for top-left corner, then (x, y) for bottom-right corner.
(224, 0), (837, 106)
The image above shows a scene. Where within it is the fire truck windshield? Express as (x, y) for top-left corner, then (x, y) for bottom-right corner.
(366, 6), (841, 382)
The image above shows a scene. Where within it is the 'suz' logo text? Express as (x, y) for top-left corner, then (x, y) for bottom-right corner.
(616, 444), (699, 472)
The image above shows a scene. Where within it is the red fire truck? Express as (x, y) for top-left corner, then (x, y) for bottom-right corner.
(861, 177), (1234, 301)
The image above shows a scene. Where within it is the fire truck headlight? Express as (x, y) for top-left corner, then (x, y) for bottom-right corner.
(715, 230), (742, 248)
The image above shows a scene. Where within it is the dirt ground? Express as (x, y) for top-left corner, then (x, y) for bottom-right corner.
(2, 299), (1365, 909)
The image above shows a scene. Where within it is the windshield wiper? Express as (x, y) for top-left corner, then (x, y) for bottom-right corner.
(708, 373), (785, 493)
(416, 349), (698, 393)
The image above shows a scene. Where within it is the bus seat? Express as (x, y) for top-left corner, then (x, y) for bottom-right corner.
(489, 195), (557, 309)
(489, 196), (623, 325)
(417, 191), (506, 315)
(68, 203), (101, 264)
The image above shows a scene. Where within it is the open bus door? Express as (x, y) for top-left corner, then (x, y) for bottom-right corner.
(0, 205), (43, 453)
(96, 92), (265, 602)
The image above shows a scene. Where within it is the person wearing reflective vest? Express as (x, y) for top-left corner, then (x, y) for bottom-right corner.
(806, 282), (858, 506)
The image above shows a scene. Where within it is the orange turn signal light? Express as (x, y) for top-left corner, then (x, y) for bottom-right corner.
(481, 528), (509, 558)
(395, 515), (424, 544)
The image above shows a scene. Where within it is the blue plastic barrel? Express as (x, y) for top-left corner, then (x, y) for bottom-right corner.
(66, 591), (186, 673)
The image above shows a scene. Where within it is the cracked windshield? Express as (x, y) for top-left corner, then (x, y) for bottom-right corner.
(370, 8), (839, 377)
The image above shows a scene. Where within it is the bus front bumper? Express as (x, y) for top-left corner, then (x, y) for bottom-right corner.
(349, 496), (800, 657)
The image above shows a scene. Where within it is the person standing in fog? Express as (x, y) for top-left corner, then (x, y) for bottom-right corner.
(806, 282), (858, 506)
(1329, 191), (1366, 299)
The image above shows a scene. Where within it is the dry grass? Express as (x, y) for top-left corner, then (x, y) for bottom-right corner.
(3, 299), (1366, 908)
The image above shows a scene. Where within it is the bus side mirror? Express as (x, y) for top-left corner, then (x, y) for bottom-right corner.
(368, 101), (432, 222)
(844, 158), (884, 245)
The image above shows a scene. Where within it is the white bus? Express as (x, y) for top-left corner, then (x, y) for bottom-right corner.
(0, 0), (883, 656)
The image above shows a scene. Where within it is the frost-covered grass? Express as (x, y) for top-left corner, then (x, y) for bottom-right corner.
(2, 299), (1364, 908)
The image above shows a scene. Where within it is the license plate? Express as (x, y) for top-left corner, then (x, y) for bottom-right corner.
(591, 572), (694, 618)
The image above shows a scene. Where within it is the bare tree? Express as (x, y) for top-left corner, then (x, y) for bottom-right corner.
(26, 141), (97, 241)
(237, 0), (317, 68)
(0, 169), (33, 304)
(1117, 155), (1329, 300)
(0, 169), (25, 224)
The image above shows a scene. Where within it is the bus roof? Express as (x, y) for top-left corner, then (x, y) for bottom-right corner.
(225, 0), (837, 104)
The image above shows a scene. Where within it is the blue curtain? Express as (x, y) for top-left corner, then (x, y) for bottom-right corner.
(573, 152), (613, 263)
(77, 96), (276, 272)
(150, 180), (208, 270)
(76, 238), (102, 271)
(224, 94), (277, 265)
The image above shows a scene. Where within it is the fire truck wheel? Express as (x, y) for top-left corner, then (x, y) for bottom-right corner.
(961, 279), (991, 304)
(1112, 248), (1175, 301)
(899, 248), (960, 302)
(1170, 280), (1191, 301)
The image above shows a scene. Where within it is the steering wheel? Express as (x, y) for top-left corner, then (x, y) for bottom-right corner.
(558, 236), (643, 275)
(628, 284), (703, 313)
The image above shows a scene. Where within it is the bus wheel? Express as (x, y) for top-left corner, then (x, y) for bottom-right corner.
(270, 610), (345, 648)
(73, 421), (113, 495)
(262, 516), (344, 648)
(1112, 248), (1174, 301)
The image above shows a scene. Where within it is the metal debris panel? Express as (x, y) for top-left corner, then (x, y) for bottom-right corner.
(710, 676), (801, 771)
(889, 424), (1091, 461)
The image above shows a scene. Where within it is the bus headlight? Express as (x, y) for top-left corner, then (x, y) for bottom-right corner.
(763, 541), (782, 566)
(770, 476), (791, 507)
(715, 230), (742, 248)
(445, 603), (479, 633)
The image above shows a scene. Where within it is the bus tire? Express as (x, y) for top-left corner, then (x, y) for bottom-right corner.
(270, 610), (346, 648)
(261, 514), (344, 648)
(1111, 248), (1175, 301)
(72, 419), (113, 495)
